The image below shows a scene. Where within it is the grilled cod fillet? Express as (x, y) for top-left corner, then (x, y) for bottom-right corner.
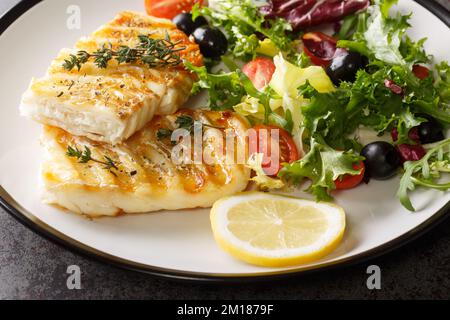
(42, 110), (251, 217)
(21, 11), (203, 145)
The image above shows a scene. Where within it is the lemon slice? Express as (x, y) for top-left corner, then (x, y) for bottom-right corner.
(210, 192), (346, 267)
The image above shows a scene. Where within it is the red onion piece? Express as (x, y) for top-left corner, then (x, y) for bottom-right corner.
(261, 0), (370, 31)
(397, 143), (426, 163)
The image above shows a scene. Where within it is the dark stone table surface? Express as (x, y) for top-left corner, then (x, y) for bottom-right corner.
(1, 0), (449, 299)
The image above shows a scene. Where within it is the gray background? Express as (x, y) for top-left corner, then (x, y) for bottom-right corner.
(1, 0), (450, 300)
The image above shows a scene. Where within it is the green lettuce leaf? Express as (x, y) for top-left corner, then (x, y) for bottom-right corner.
(338, 0), (430, 67)
(435, 61), (450, 104)
(278, 136), (364, 201)
(184, 61), (246, 110)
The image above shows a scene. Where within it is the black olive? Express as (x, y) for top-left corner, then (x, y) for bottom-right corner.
(417, 120), (444, 144)
(326, 51), (367, 85)
(192, 26), (228, 58)
(172, 13), (208, 36)
(361, 141), (401, 180)
(415, 113), (445, 144)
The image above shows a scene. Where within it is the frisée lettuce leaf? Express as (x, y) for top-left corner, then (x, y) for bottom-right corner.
(337, 0), (430, 67)
(184, 61), (246, 110)
(279, 136), (364, 201)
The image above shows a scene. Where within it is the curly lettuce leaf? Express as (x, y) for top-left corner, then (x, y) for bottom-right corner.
(279, 136), (364, 201)
(338, 0), (430, 67)
(435, 61), (450, 104)
(300, 83), (357, 149)
(340, 65), (448, 144)
(184, 61), (246, 110)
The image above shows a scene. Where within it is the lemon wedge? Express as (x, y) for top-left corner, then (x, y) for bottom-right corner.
(210, 192), (346, 267)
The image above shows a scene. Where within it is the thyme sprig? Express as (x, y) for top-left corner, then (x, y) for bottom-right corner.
(156, 115), (227, 144)
(156, 128), (173, 140)
(175, 115), (195, 131)
(66, 145), (120, 176)
(174, 115), (225, 133)
(63, 34), (186, 71)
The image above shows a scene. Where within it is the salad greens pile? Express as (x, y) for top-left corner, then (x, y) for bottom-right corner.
(185, 0), (450, 210)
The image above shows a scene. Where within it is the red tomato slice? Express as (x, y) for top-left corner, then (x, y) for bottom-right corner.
(334, 161), (365, 190)
(145, 0), (202, 20)
(251, 124), (300, 176)
(242, 57), (276, 90)
(412, 65), (430, 80)
(302, 32), (341, 67)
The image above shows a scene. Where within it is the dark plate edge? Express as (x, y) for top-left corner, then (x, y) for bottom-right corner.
(0, 0), (449, 283)
(415, 0), (450, 26)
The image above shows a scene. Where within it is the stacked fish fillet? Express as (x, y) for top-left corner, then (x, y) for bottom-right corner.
(20, 11), (250, 217)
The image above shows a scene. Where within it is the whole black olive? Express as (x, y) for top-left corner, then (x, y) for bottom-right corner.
(192, 26), (228, 58)
(417, 119), (444, 144)
(361, 141), (401, 180)
(172, 13), (208, 36)
(326, 51), (367, 85)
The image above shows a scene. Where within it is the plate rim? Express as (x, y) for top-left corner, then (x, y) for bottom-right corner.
(0, 0), (449, 283)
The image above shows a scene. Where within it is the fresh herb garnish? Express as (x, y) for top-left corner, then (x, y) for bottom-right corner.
(175, 115), (195, 131)
(156, 128), (173, 140)
(62, 34), (185, 71)
(66, 145), (119, 175)
(174, 114), (225, 134)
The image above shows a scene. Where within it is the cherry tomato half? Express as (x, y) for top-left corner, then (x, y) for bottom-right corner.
(251, 124), (300, 176)
(334, 161), (365, 190)
(412, 65), (430, 80)
(302, 32), (341, 67)
(242, 57), (276, 90)
(144, 0), (202, 20)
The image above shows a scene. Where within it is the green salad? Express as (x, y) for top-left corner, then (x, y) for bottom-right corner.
(173, 0), (450, 211)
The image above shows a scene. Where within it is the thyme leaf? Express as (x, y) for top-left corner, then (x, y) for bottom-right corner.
(156, 128), (173, 140)
(175, 115), (194, 131)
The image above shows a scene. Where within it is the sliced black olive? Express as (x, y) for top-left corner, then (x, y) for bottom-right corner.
(326, 51), (367, 85)
(361, 141), (401, 180)
(192, 26), (228, 59)
(417, 120), (445, 144)
(172, 13), (208, 36)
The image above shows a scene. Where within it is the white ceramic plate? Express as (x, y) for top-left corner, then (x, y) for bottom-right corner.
(0, 0), (449, 281)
